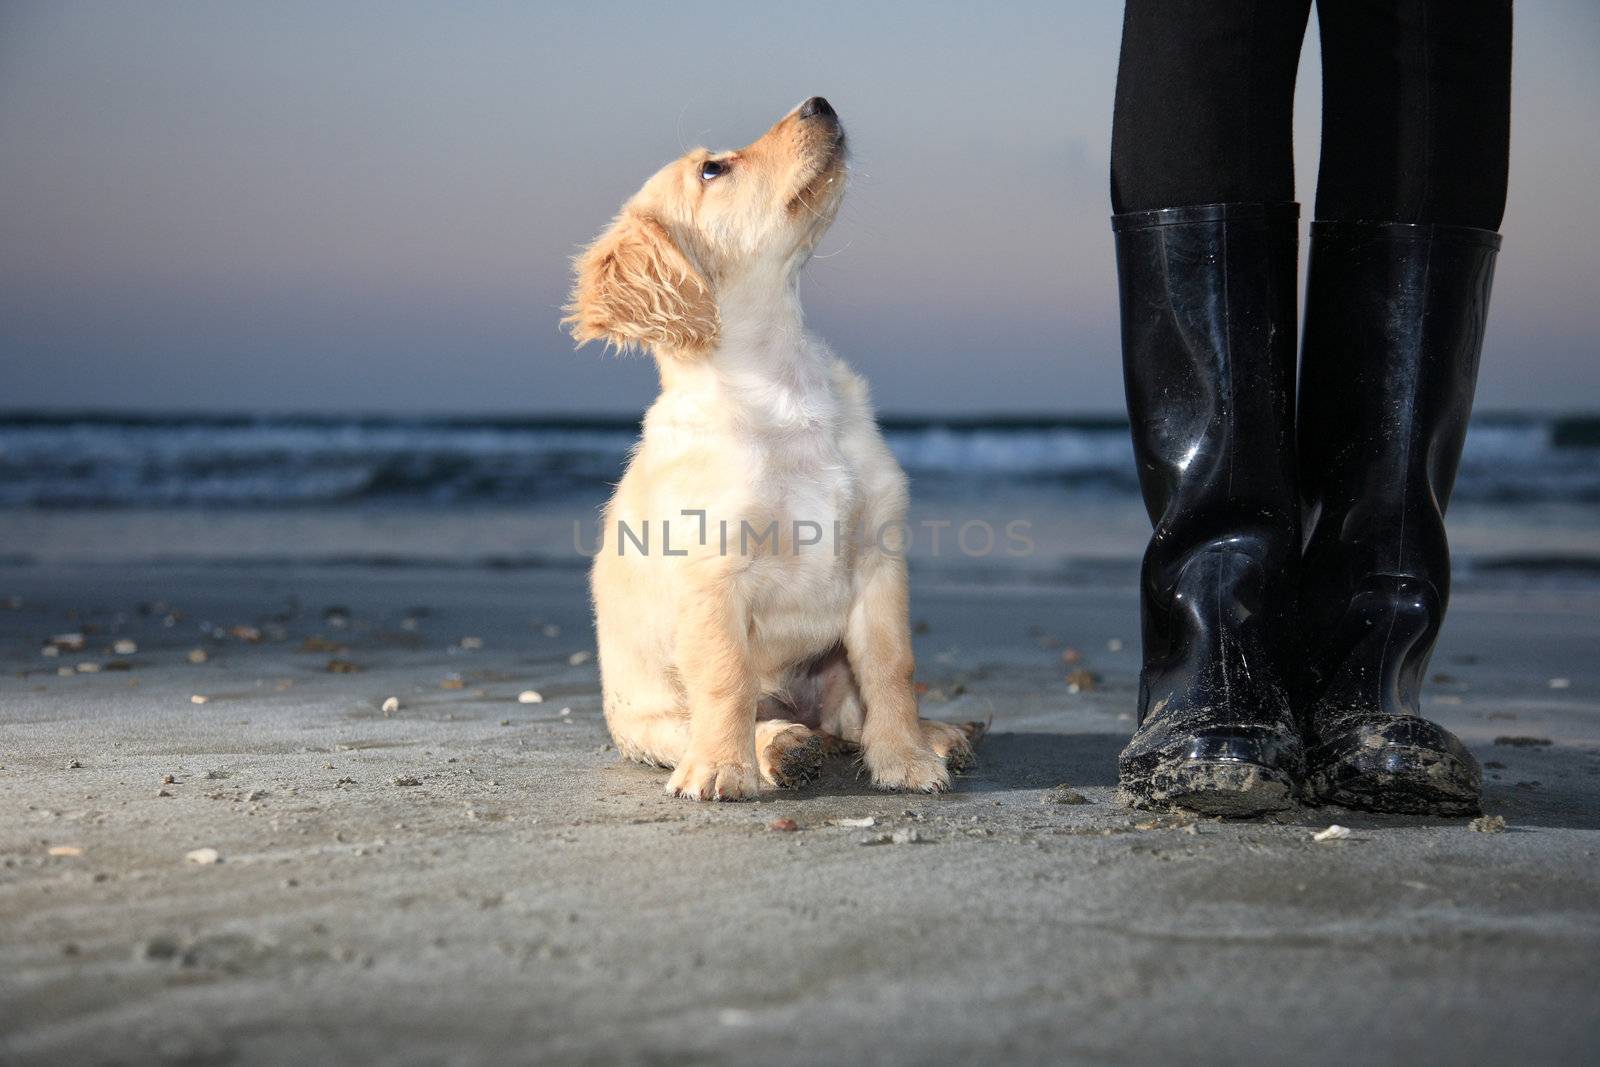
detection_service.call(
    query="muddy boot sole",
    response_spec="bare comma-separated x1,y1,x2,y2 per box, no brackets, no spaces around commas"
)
1309,743,1482,817
1119,757,1299,818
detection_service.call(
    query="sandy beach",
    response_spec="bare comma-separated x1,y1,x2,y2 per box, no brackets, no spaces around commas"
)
3,557,1598,1064
5,0,1599,1058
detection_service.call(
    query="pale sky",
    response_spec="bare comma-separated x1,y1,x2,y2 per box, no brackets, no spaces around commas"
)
2,1,1597,414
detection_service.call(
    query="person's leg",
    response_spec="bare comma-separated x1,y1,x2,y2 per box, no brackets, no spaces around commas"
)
1313,0,1511,227
1109,1,1313,815
1111,0,1312,212
1296,0,1512,815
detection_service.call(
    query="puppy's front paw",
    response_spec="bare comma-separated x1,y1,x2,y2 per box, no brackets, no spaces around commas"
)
666,757,761,801
862,738,952,794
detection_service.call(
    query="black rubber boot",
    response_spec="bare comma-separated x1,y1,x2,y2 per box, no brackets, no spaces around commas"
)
1112,202,1305,816
1298,221,1502,817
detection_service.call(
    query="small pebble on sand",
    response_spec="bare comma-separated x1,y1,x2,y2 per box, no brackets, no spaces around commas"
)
381,697,400,714
392,776,422,787
1065,669,1098,694
301,636,345,653
47,845,84,857
769,818,800,832
76,662,101,673
325,658,362,674
1043,785,1090,805
518,690,544,704
1469,815,1508,833
890,828,923,844
185,848,221,865
187,649,209,664
459,636,484,650
834,817,876,828
440,676,465,690
112,639,138,655
190,694,209,705
142,936,181,960
1313,825,1352,842
568,650,592,666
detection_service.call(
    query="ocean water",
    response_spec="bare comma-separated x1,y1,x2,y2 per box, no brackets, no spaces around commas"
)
2,411,1598,508
1,412,1597,582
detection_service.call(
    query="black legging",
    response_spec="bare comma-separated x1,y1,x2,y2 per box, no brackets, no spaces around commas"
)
1111,0,1512,230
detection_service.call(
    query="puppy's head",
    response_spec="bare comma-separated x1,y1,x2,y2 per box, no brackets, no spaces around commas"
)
565,96,848,357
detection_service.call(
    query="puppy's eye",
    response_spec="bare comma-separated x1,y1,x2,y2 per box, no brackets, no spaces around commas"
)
700,160,728,181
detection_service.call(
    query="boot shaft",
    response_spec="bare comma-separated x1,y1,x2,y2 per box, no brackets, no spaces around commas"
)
1113,202,1302,551
1297,221,1500,811
1298,222,1502,634
1113,203,1302,670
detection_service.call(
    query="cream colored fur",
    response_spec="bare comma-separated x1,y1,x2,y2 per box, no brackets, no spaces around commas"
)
565,100,975,800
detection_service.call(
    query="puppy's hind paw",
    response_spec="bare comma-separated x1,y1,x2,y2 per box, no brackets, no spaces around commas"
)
758,723,825,789
666,758,761,801
922,719,983,771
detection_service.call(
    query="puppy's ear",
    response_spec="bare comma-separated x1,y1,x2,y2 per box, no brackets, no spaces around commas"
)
564,214,718,356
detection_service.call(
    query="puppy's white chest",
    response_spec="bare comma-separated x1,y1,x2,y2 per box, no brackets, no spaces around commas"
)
747,432,859,667
767,429,857,571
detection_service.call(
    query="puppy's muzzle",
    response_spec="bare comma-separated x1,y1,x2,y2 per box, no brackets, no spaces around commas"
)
798,96,837,121
798,95,845,148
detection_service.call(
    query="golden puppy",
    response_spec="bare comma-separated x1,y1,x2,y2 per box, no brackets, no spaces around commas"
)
565,97,977,800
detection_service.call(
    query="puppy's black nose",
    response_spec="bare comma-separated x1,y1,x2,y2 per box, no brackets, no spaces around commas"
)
799,96,836,121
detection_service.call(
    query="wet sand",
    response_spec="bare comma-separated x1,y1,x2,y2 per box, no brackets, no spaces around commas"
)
2,562,1598,1064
